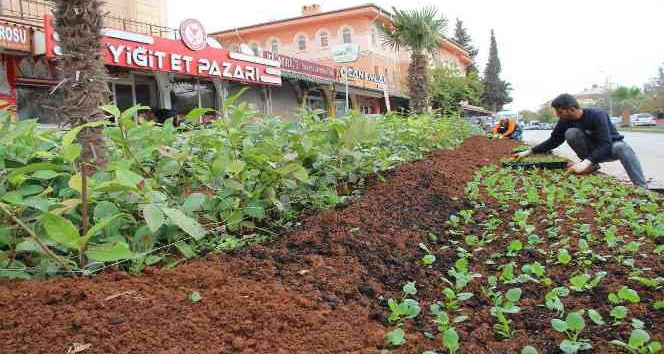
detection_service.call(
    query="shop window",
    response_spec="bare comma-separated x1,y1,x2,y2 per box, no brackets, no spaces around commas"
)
320,32,329,48
171,79,216,116
250,43,260,56
297,35,306,51
17,87,63,124
342,28,352,44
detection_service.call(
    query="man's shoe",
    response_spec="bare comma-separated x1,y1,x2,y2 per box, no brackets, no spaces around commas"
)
589,164,601,173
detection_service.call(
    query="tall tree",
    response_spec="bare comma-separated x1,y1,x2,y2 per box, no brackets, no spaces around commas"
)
430,66,483,116
639,64,664,115
54,0,110,176
453,18,478,59
378,6,448,113
481,30,512,111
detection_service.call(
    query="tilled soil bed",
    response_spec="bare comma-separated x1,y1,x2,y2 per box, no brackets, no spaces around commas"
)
4,136,658,354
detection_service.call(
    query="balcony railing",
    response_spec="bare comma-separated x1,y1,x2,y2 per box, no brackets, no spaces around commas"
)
0,0,178,40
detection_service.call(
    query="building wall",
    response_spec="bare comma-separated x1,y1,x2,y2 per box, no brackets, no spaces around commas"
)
214,6,471,98
102,0,168,26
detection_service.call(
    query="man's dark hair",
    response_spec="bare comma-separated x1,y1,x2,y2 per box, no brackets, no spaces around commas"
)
551,94,580,109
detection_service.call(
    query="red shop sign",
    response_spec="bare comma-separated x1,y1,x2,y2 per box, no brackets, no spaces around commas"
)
43,15,282,86
263,51,336,81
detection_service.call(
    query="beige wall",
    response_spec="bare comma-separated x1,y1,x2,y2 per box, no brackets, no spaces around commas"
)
103,0,168,26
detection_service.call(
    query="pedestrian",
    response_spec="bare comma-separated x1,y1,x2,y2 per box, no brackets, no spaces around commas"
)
493,118,523,140
514,94,647,188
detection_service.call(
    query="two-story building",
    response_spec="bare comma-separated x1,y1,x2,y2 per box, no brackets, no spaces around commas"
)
212,3,473,116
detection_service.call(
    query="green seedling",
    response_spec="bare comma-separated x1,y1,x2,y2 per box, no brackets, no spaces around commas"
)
587,309,606,326
608,286,641,305
459,209,474,224
386,327,406,347
490,288,522,339
551,312,593,353
506,240,523,257
442,328,460,354
629,275,663,289
441,287,473,311
189,291,202,303
610,306,629,325
611,329,662,354
655,301,664,311
419,243,436,266
569,271,607,292
522,347,539,354
387,282,421,324
545,287,570,315
558,249,573,265
430,304,468,333
443,257,480,291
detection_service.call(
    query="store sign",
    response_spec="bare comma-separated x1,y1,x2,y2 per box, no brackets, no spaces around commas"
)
180,19,207,51
0,21,31,53
332,44,360,63
339,67,386,85
262,51,336,81
43,15,281,86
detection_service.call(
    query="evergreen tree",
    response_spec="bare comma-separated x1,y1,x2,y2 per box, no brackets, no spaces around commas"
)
453,18,478,58
481,30,512,111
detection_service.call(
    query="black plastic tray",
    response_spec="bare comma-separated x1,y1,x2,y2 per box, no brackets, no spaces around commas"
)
502,161,568,170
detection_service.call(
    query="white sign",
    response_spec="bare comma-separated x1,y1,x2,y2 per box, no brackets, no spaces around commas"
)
332,44,360,63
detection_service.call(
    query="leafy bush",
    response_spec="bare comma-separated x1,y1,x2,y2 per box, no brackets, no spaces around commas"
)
0,101,479,279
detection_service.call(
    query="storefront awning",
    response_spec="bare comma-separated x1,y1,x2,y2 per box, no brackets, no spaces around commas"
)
334,83,384,99
282,70,334,85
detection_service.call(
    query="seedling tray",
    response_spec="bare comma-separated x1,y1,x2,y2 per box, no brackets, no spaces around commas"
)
502,160,568,170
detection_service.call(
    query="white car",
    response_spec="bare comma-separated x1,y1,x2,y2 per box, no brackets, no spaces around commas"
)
609,117,622,126
631,113,657,126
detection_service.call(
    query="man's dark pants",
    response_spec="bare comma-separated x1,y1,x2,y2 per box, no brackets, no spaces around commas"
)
565,128,647,187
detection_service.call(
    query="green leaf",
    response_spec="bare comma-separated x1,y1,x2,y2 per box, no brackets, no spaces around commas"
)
559,340,581,354
655,301,664,310
244,200,267,219
506,288,522,303
227,160,246,175
521,346,539,354
175,242,197,259
627,329,650,348
68,173,84,194
5,163,68,183
551,318,568,332
121,105,150,122
558,249,572,264
611,306,628,320
570,274,590,291
617,286,640,303
183,193,207,214
31,170,60,180
116,169,144,189
587,309,605,326
566,312,586,332
186,107,215,124
301,135,313,152
403,282,417,296
81,214,125,247
386,328,406,347
94,201,120,222
161,207,206,241
189,291,203,303
41,213,80,250
443,328,459,352
62,121,109,148
101,105,122,119
85,242,133,262
60,143,82,162
2,191,23,204
422,254,436,265
142,204,165,233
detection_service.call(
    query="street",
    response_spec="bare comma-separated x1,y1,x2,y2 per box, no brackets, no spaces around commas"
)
523,130,664,188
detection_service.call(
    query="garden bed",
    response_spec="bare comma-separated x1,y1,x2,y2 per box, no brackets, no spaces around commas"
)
1,137,662,354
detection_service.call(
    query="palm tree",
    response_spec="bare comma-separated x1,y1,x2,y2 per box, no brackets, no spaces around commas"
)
378,7,448,114
54,0,110,175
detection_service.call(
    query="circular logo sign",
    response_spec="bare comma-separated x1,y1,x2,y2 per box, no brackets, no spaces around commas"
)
180,19,207,51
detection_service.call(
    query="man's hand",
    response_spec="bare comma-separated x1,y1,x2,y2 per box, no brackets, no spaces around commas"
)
513,150,532,161
568,159,593,174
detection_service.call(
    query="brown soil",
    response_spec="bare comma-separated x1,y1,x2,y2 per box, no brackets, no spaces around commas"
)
0,136,591,354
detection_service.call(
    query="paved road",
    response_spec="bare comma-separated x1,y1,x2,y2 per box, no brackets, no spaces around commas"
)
523,130,664,188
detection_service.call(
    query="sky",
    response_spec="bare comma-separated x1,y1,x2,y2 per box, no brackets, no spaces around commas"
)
167,0,664,111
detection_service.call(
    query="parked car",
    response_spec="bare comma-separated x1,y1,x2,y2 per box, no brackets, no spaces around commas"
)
630,113,657,126
540,123,555,130
524,121,541,130
609,117,622,126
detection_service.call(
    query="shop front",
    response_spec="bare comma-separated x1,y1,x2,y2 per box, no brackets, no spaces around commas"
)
262,51,337,118
336,66,388,116
40,16,282,120
0,19,36,117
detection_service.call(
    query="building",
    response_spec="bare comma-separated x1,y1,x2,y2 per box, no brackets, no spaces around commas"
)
211,4,473,116
0,0,174,122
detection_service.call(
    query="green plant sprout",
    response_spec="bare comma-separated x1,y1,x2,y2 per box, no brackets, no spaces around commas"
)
569,271,607,292
608,286,641,305
611,329,662,354
489,288,522,339
551,312,593,353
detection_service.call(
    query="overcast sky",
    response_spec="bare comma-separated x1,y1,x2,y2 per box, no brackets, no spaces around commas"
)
167,0,664,111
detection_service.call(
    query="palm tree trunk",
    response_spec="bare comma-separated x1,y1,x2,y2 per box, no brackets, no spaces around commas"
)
54,0,110,176
408,53,430,114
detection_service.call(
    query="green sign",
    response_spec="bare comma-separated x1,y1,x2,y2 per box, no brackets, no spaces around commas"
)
332,44,360,63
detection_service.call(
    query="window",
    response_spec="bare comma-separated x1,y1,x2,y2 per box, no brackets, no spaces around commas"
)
270,40,279,55
250,43,260,56
342,28,352,44
371,27,377,47
320,32,329,48
171,79,217,116
297,35,307,51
